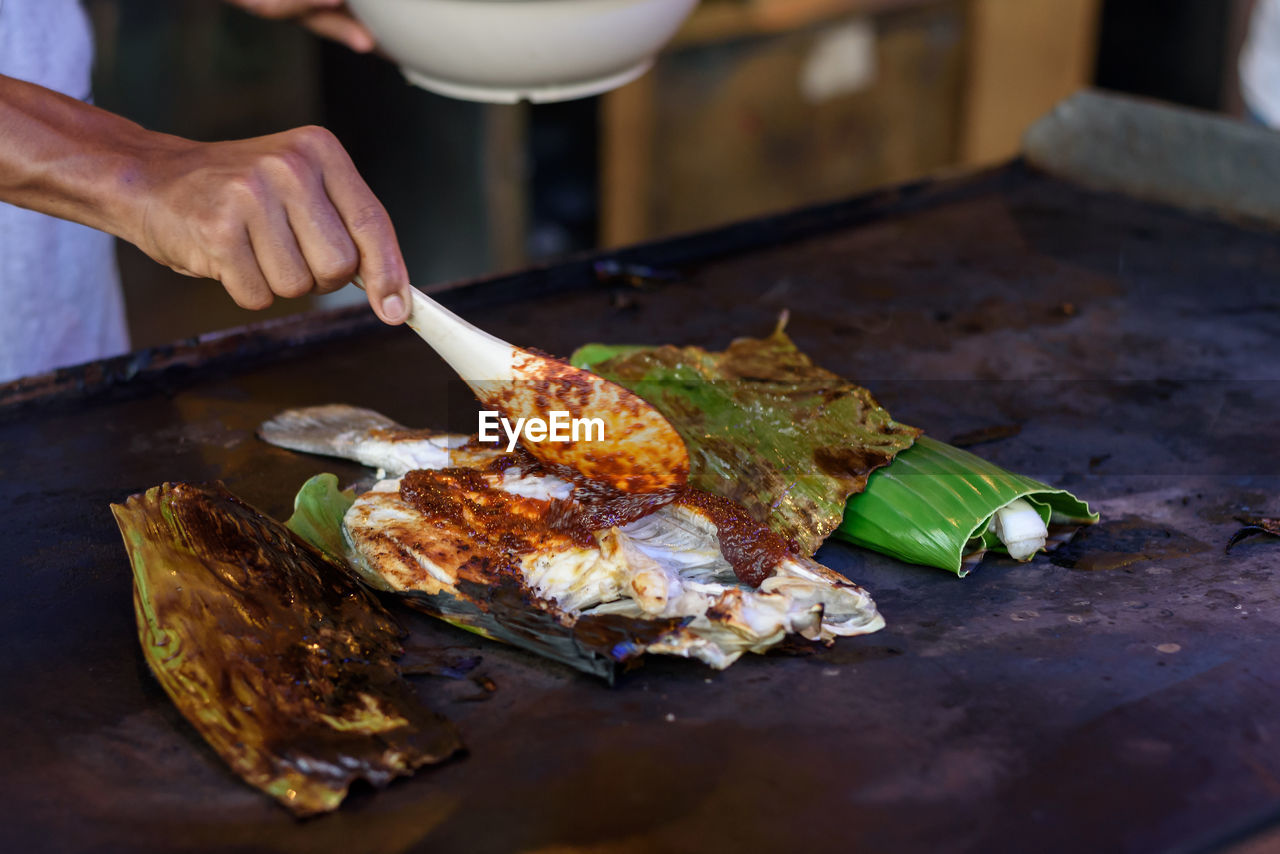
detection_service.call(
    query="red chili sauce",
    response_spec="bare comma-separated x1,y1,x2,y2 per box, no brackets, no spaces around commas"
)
400,454,789,588
400,468,550,558
670,490,790,588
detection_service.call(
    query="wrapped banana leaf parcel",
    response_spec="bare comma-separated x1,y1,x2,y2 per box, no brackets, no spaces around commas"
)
571,324,1097,577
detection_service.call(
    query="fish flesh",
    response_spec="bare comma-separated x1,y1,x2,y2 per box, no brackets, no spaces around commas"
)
260,405,884,674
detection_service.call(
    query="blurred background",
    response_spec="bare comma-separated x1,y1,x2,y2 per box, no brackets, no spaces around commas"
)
83,0,1265,349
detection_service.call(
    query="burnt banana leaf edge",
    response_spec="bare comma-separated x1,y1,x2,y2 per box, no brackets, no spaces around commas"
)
113,481,464,816
572,330,921,556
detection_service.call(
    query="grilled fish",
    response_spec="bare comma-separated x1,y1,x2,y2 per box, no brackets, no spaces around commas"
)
260,405,884,674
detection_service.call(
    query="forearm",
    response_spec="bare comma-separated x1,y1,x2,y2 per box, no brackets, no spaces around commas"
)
0,72,409,323
0,73,182,245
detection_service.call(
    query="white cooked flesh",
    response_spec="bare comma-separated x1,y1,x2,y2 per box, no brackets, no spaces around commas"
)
288,407,884,666
343,481,477,596
499,467,573,501
349,434,468,475
990,497,1049,561
343,466,882,669
619,504,737,583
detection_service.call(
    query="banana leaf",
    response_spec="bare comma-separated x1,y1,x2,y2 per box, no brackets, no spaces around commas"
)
285,471,358,566
571,325,920,555
288,474,691,684
835,436,1098,576
573,331,1097,575
111,482,463,816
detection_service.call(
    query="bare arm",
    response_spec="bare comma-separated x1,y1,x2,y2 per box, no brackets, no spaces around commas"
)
0,73,410,323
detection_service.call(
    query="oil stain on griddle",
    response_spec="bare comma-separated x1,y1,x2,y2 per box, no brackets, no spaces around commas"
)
1050,515,1211,571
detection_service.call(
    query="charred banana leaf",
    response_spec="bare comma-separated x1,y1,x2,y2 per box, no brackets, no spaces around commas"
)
572,325,921,554
111,482,463,816
1226,514,1280,552
574,330,1097,574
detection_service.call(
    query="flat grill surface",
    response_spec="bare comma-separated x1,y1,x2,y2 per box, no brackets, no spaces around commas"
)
3,164,1279,853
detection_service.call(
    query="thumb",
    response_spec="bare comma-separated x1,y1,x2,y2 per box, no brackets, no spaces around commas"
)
352,274,411,325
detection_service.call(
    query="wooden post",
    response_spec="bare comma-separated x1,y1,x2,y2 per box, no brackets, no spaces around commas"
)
483,103,530,271
959,0,1102,165
600,72,656,248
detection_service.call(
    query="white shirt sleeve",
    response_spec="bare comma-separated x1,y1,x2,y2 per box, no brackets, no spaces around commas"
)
0,0,130,382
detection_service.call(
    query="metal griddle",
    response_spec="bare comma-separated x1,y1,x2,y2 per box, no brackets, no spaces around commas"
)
2,94,1279,853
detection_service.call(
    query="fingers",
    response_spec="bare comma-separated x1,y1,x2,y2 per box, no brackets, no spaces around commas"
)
250,202,316,300
227,1,375,52
217,229,275,311
284,199,360,296
228,0,342,21
276,162,360,295
299,11,376,52
132,126,407,323
296,129,410,324
341,194,410,325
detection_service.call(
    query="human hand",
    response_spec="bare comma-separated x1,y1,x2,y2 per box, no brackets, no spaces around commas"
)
225,0,376,53
126,126,409,324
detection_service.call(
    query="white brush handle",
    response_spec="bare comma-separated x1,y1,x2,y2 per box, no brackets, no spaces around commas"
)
355,277,518,384
404,288,519,384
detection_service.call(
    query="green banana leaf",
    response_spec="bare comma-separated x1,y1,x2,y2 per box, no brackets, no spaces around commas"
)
287,474,690,684
571,326,920,555
285,472,357,567
112,482,463,816
835,436,1098,576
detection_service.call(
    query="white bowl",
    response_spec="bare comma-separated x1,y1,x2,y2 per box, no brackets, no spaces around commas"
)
346,0,699,104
